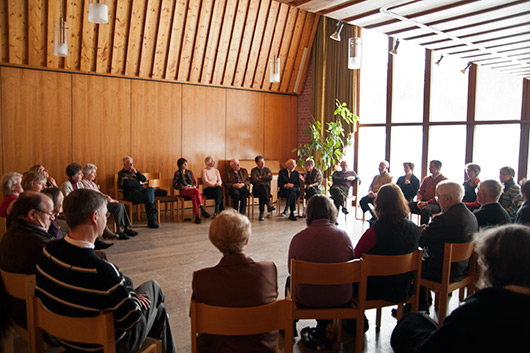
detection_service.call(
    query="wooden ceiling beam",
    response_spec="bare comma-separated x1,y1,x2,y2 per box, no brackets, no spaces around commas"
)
222,0,249,86
233,0,260,87
152,0,175,79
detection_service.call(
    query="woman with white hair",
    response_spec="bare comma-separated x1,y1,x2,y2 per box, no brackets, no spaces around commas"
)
201,156,224,217
192,209,278,352
0,172,23,217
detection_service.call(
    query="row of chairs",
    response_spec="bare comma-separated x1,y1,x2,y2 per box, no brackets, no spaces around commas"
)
191,242,478,353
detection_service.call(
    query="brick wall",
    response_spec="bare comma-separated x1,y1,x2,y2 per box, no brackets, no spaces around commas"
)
297,57,313,146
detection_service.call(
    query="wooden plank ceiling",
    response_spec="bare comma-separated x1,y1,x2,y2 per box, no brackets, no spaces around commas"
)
278,0,530,80
0,0,320,94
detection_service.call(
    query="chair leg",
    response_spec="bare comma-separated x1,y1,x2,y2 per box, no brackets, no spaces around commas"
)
376,308,382,329
437,290,448,325
335,319,342,342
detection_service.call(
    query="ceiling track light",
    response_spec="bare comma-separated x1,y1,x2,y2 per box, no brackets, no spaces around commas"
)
389,38,400,55
461,62,472,74
330,21,344,42
435,55,444,65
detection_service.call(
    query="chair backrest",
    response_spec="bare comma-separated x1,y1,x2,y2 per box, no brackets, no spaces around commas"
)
143,172,161,181
32,297,116,353
114,174,123,200
190,298,293,353
148,178,174,195
442,242,476,285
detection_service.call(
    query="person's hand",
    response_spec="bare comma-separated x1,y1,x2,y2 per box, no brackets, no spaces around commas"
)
137,294,151,311
94,250,108,261
405,179,411,184
418,201,428,209
420,224,427,230
346,176,355,181
48,177,58,187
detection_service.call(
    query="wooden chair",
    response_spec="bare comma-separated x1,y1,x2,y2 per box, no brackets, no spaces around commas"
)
223,185,251,218
190,298,293,353
276,186,303,217
31,297,162,353
149,178,179,219
420,242,477,324
196,177,218,212
0,217,7,241
0,270,36,353
289,259,365,353
361,249,423,329
114,174,161,223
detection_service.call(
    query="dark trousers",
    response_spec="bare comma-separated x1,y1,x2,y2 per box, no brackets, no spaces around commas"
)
330,185,349,210
360,195,375,216
304,186,320,201
408,202,441,225
125,187,157,222
279,188,300,212
117,280,177,353
229,187,249,214
108,201,131,228
202,186,224,213
253,183,271,212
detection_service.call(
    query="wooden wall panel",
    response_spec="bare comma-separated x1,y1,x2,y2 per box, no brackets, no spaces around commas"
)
189,0,214,83
1,67,71,180
110,0,131,75
96,0,117,73
200,0,225,84
71,75,131,195
165,0,187,80
211,0,237,85
131,80,181,179
125,0,147,76
65,0,83,71
0,0,8,62
264,93,297,162
226,89,264,159
181,85,226,176
138,0,161,77
80,0,97,72
151,0,174,79
27,0,46,67
8,0,27,65
232,0,259,87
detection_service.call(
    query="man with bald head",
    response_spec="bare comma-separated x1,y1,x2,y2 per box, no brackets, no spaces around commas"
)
278,159,300,221
473,180,511,228
223,159,250,215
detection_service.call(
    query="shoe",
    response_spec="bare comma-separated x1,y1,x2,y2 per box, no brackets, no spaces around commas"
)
147,221,159,229
102,228,118,240
124,228,138,237
94,238,114,250
342,207,349,215
300,327,332,351
259,212,265,221
200,207,211,219
289,213,297,221
282,209,289,216
117,231,130,240
267,205,276,213
195,215,202,224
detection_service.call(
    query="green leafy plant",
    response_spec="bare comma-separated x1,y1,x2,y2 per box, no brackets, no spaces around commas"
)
292,99,358,174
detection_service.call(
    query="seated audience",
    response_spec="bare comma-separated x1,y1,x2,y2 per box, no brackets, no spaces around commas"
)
418,181,478,312
192,209,278,352
118,156,159,228
60,163,84,196
515,178,530,226
354,183,421,302
28,164,58,188
173,157,210,224
300,159,322,201
41,187,65,239
278,159,300,221
329,160,359,214
462,163,481,211
82,163,137,239
223,159,250,215
201,156,224,217
359,161,392,220
391,225,530,353
0,172,23,218
250,155,275,221
288,195,354,347
21,171,47,192
499,166,522,221
35,189,176,353
396,162,420,202
409,160,447,225
473,180,511,228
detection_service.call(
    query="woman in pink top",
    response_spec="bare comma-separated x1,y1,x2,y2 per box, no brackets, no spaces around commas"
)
0,172,23,217
201,156,224,217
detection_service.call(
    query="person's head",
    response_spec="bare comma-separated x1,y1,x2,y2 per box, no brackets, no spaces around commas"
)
123,156,134,170
476,180,503,205
304,159,315,172
204,156,215,168
21,171,47,192
403,162,414,174
379,161,389,174
29,165,50,178
429,160,442,175
11,191,54,230
305,195,337,225
177,158,188,170
63,189,108,235
255,155,265,168
474,225,530,289
230,159,240,172
520,179,530,201
83,163,98,181
2,172,23,196
41,187,64,215
436,181,464,211
209,209,251,256
374,183,410,223
340,161,348,172
499,166,515,183
65,163,83,183
465,163,481,180
286,159,296,170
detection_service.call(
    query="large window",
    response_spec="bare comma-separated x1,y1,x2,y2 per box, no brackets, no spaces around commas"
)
390,126,423,179
428,126,467,182
430,55,468,122
357,126,386,197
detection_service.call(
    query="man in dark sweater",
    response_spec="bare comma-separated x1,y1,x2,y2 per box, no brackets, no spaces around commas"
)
35,189,176,353
473,180,511,228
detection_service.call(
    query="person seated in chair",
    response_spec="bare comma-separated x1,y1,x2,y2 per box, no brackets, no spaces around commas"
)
408,160,447,225
201,156,224,218
192,209,278,352
173,157,210,224
499,166,522,221
0,172,23,218
396,162,420,203
300,159,322,201
223,159,250,215
330,161,359,214
21,171,47,192
359,161,392,221
515,178,530,226
278,159,300,221
118,156,159,229
35,189,177,353
250,155,275,221
473,180,511,228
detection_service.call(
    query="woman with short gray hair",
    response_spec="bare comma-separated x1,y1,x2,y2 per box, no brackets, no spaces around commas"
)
0,172,23,217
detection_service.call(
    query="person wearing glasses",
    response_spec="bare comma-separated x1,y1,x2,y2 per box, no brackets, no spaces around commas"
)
499,166,522,221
